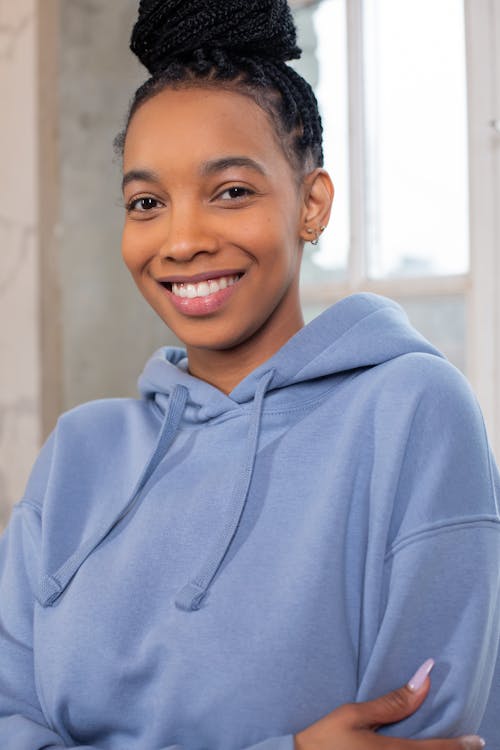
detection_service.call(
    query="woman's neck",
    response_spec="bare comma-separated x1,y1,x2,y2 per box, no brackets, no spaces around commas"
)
186,311,304,395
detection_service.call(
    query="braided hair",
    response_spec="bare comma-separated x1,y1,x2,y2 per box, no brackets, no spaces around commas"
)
114,0,324,174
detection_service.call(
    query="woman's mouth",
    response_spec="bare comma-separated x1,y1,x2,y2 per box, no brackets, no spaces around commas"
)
158,273,244,316
169,274,241,299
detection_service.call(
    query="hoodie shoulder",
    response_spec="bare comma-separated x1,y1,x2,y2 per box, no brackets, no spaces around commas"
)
21,396,160,530
18,396,163,599
380,352,500,539
23,397,158,505
58,396,159,432
380,350,483,427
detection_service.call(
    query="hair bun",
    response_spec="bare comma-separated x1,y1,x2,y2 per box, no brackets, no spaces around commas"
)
130,0,301,75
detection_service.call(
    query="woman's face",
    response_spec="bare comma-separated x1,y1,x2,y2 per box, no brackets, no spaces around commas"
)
121,86,310,359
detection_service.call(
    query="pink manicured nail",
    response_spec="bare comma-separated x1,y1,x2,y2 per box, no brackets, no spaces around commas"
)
407,658,435,692
459,736,486,750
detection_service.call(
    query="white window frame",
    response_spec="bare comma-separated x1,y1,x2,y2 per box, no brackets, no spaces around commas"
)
465,0,500,456
295,0,500,457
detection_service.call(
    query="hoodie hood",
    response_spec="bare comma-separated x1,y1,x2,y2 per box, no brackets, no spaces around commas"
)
38,294,443,610
138,293,442,420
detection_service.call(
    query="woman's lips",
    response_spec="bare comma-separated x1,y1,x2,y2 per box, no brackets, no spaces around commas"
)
158,273,243,316
160,269,243,285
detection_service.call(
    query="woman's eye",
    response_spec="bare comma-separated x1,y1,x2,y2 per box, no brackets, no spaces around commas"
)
126,197,161,212
218,186,253,201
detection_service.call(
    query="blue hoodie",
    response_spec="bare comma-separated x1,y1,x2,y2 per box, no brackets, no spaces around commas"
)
1,293,499,750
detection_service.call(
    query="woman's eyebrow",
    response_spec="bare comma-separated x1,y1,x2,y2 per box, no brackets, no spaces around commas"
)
199,156,268,177
121,158,267,193
121,168,162,193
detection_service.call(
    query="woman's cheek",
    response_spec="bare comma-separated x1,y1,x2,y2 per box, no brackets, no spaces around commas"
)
122,227,154,273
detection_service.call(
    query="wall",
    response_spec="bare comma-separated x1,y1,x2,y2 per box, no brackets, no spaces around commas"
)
0,0,41,525
59,0,179,413
0,0,181,520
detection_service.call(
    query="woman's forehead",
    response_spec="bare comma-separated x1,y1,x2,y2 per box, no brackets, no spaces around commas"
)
123,86,287,171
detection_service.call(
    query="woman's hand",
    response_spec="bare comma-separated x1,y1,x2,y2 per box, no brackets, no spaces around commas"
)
294,660,485,750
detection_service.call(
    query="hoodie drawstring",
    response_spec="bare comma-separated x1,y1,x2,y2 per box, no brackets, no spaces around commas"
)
175,369,275,611
39,385,189,607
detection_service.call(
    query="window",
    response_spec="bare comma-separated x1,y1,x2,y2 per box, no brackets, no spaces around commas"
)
291,0,500,455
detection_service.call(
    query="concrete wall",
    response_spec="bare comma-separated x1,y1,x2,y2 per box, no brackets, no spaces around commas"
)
0,0,181,520
58,0,179,413
0,0,41,526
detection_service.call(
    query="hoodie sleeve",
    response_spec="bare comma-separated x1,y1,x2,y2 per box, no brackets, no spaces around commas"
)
0,501,296,750
0,502,75,748
355,360,500,742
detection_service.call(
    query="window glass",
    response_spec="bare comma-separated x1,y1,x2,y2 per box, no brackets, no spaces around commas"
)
394,294,467,372
363,0,469,278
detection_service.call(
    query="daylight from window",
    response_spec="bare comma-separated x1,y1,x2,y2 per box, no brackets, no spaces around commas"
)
300,0,469,280
363,0,469,278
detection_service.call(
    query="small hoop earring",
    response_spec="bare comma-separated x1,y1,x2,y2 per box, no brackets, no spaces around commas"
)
305,228,318,244
305,226,324,245
312,226,327,245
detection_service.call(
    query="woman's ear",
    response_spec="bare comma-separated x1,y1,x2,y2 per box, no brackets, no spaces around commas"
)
299,168,335,243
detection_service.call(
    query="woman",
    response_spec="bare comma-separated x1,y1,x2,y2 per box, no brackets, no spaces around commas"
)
0,1,498,748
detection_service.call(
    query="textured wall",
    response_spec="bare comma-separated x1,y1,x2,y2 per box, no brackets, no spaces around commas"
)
0,0,184,520
58,0,179,413
0,0,41,525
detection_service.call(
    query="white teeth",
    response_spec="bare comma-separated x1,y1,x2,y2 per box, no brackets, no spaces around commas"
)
170,275,240,299
197,282,210,297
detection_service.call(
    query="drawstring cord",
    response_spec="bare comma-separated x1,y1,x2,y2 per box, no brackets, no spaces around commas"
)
39,368,273,611
39,385,189,607
175,369,275,611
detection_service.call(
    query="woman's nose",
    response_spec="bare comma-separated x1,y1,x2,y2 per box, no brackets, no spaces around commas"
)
159,206,218,263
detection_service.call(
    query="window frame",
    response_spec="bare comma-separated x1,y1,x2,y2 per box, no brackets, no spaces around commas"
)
294,0,500,457
464,0,500,456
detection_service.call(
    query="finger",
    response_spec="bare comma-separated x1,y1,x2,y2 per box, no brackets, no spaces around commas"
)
350,659,435,729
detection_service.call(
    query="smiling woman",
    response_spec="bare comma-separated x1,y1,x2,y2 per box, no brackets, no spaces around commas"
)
0,1,499,750
119,86,332,391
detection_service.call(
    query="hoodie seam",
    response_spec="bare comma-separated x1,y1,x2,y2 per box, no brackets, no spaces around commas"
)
153,392,338,428
239,388,339,418
147,377,354,427
17,498,43,516
261,373,362,416
385,516,500,560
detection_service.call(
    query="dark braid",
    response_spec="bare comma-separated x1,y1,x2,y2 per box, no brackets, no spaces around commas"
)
114,0,324,173
131,0,301,72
